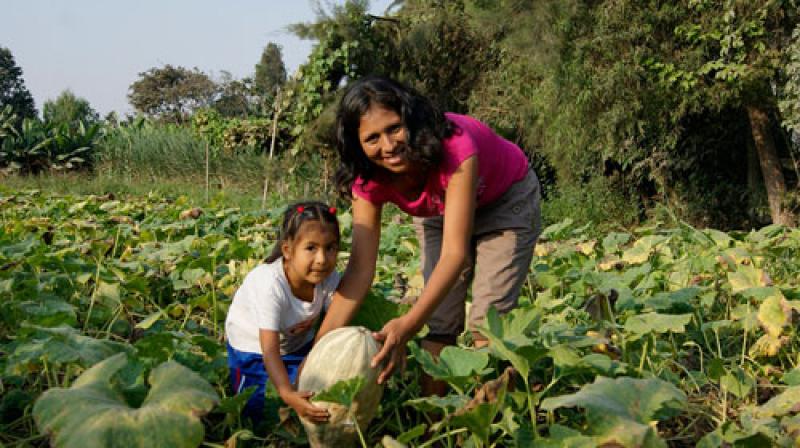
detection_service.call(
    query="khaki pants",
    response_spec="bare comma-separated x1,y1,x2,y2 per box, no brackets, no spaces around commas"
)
412,169,542,341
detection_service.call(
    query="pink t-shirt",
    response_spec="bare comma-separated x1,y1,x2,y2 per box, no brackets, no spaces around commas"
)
352,113,529,217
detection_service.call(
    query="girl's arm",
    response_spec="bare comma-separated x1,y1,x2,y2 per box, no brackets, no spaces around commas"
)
371,156,478,383
260,329,329,422
315,196,383,341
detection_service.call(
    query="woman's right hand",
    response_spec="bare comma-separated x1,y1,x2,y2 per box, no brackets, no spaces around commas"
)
371,315,416,384
281,390,330,423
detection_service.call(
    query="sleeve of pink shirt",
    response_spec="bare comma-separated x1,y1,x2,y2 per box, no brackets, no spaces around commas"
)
440,115,479,177
352,178,388,205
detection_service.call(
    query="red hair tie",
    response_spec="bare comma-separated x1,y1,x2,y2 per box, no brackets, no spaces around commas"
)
329,207,337,214
296,206,305,213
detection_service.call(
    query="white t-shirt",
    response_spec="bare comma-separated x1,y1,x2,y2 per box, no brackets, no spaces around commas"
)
225,258,341,355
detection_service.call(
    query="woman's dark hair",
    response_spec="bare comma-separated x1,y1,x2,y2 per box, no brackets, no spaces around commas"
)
265,201,340,263
334,76,455,198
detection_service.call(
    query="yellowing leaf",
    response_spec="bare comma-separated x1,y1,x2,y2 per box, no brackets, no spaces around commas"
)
597,255,622,271
757,293,790,337
622,245,649,264
534,242,557,257
576,240,596,256
728,264,766,294
750,334,787,357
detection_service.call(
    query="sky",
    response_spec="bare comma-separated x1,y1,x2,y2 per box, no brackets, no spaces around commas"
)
1,0,395,117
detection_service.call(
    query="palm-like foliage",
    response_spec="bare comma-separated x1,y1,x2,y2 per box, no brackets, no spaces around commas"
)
0,105,101,174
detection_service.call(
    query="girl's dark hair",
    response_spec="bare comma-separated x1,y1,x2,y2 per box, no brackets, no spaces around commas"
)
334,76,455,198
265,201,340,263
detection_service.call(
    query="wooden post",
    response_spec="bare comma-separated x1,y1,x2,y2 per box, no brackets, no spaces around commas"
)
205,141,210,204
269,87,283,159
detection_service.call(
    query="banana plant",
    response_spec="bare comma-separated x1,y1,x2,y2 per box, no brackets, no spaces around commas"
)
0,118,53,174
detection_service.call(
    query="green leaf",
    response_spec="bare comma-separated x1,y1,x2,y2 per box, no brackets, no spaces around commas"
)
311,376,365,407
623,313,692,339
33,353,219,448
396,423,427,444
96,281,121,304
480,305,541,348
541,377,686,447
537,424,597,447
753,386,800,419
703,229,733,247
719,368,754,400
405,395,469,413
782,368,800,386
478,307,546,380
16,297,77,327
6,326,129,375
640,287,700,312
450,402,497,442
540,218,573,241
408,342,490,391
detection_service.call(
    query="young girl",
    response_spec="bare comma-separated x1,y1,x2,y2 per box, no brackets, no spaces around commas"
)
225,201,340,422
316,76,542,394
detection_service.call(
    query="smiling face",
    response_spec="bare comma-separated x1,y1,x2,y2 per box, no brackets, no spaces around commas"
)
357,105,410,175
281,220,339,297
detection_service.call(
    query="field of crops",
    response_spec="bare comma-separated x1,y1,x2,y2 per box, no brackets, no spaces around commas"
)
2,189,800,447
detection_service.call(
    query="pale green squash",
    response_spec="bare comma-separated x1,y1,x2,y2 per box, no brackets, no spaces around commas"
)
298,326,383,447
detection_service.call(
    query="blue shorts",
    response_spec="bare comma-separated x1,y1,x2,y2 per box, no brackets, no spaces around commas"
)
226,341,312,421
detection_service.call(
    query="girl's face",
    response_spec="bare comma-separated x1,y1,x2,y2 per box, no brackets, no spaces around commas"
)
282,220,339,290
357,104,410,174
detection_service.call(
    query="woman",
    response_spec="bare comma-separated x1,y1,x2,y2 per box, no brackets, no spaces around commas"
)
317,76,541,393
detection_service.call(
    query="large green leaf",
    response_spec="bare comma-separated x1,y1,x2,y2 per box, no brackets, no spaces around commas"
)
478,307,547,380
753,386,800,419
408,342,490,392
482,305,542,347
6,325,129,375
623,313,692,340
33,353,219,448
541,376,686,447
639,287,700,312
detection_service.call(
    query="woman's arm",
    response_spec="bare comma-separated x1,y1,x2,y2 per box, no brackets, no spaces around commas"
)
372,156,478,383
315,196,383,341
260,330,329,422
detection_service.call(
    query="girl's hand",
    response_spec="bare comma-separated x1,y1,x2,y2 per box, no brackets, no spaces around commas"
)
282,390,330,423
371,316,415,384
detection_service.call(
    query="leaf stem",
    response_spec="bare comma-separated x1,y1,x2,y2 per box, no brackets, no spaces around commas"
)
418,428,468,448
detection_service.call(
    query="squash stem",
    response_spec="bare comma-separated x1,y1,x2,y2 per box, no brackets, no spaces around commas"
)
352,410,368,448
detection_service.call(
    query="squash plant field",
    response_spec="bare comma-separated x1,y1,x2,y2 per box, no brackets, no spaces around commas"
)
2,190,800,447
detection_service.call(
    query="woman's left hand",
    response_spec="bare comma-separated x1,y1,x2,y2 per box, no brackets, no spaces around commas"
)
371,316,416,384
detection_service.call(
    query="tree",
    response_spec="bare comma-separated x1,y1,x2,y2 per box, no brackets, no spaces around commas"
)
254,43,287,98
43,90,99,129
672,0,798,226
213,71,257,117
0,47,36,121
128,65,217,122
